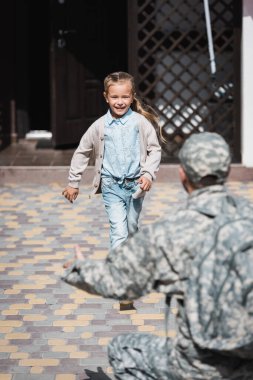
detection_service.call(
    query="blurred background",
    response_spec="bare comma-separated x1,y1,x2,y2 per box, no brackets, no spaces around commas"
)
1,0,252,167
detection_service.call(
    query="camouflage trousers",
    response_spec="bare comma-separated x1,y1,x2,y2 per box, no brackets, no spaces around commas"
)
108,332,253,380
108,333,179,380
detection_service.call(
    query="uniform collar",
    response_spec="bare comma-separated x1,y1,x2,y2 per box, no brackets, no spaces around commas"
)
187,184,229,217
106,108,133,125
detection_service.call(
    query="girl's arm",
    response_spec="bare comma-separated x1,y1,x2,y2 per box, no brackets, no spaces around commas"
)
140,118,161,181
68,125,96,189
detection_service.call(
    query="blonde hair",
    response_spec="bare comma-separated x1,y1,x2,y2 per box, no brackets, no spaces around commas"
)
104,72,164,141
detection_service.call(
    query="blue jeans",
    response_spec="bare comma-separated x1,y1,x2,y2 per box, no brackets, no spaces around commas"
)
101,177,144,249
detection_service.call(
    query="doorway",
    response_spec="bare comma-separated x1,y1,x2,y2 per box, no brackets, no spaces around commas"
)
16,0,50,137
16,0,128,146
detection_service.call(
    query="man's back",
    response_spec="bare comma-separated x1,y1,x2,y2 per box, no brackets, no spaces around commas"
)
150,184,253,379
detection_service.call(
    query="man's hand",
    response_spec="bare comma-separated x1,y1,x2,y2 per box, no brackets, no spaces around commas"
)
138,176,152,191
63,244,85,269
62,186,79,203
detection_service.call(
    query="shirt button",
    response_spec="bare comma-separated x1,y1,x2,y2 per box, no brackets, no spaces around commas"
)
100,155,102,158
98,170,100,174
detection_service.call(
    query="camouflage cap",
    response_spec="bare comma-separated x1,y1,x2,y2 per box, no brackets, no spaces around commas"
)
178,132,231,184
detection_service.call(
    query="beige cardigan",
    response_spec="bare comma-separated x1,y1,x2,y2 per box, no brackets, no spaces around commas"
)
68,112,161,194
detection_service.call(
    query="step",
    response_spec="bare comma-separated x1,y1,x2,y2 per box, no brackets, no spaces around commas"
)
1,164,253,186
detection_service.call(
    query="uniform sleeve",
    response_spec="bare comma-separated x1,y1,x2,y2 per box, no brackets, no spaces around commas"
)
62,226,169,300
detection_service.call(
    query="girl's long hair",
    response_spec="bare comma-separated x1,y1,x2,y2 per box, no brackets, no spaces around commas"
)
104,72,165,141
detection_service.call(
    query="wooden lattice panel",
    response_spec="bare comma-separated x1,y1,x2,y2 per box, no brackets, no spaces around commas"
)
132,0,241,162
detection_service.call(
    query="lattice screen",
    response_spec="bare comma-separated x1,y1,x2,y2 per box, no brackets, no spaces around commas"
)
132,0,241,162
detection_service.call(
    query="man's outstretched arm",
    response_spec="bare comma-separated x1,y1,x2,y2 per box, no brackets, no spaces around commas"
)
62,228,160,301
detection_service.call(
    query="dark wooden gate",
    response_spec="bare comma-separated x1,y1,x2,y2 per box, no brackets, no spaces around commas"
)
128,0,241,162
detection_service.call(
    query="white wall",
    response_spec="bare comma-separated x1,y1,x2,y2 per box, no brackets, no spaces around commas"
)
242,0,253,166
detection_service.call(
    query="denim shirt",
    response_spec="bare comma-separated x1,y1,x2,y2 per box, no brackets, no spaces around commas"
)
101,108,141,182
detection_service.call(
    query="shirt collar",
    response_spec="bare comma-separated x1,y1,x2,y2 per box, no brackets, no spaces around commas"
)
106,108,133,125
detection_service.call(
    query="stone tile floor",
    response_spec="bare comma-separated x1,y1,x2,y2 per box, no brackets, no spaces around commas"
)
1,179,253,379
0,182,183,380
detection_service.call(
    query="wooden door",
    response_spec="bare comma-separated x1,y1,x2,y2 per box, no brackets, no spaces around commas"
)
50,0,127,148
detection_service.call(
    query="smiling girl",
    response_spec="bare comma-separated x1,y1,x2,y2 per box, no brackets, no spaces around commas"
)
62,72,161,310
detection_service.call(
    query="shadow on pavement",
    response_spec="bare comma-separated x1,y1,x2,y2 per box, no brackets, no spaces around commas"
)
83,366,112,379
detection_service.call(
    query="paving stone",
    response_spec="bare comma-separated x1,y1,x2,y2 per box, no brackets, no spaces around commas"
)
13,375,55,380
0,374,12,380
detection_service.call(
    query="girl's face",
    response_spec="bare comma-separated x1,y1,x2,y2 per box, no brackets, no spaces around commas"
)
104,80,134,119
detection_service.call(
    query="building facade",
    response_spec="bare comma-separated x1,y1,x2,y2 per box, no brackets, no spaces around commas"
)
0,0,252,166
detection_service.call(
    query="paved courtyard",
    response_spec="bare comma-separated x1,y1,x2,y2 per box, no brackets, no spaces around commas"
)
1,180,253,379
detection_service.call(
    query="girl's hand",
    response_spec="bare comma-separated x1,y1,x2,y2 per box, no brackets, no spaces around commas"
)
138,176,152,191
63,245,85,269
62,186,79,203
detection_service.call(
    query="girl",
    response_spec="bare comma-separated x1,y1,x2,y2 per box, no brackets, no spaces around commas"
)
62,71,161,309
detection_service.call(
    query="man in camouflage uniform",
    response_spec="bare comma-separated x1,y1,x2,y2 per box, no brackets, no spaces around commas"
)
62,132,253,379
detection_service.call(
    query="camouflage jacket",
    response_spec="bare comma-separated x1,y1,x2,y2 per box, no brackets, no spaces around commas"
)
62,185,253,379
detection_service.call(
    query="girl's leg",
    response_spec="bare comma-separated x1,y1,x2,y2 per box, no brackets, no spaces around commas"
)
102,179,143,310
102,179,128,249
127,196,144,237
123,181,144,237
102,178,144,248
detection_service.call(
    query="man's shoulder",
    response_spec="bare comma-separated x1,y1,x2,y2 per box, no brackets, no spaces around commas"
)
233,193,253,214
221,192,253,220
